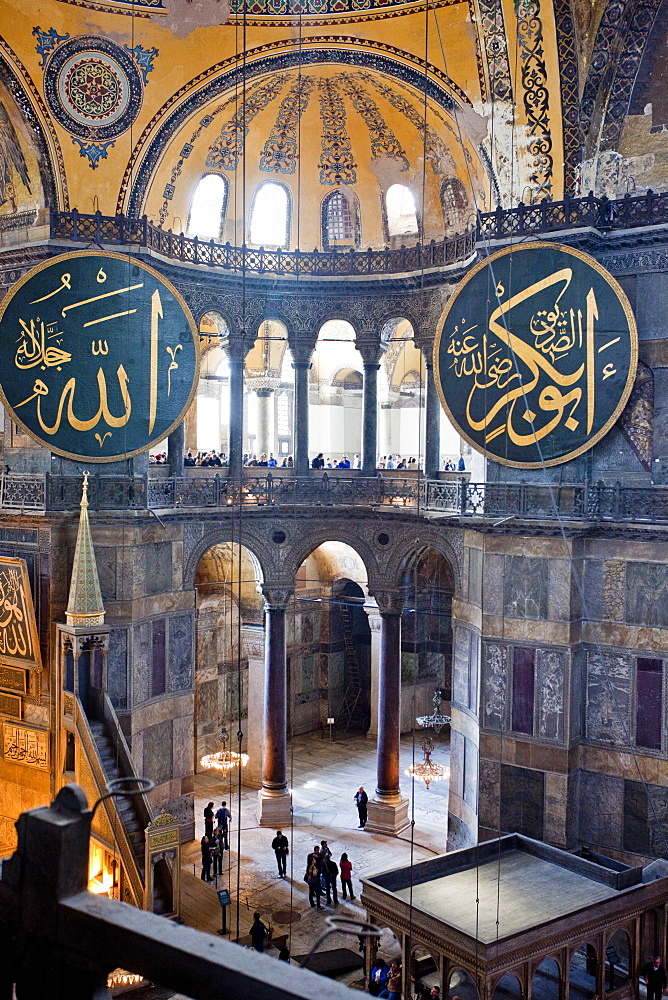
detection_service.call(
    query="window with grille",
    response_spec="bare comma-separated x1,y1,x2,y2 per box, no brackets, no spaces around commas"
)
325,191,354,243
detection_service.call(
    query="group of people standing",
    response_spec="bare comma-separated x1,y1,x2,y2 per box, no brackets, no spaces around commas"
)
200,800,232,882
304,839,355,908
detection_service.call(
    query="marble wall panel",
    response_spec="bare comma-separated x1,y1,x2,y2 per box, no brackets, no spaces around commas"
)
172,714,193,780
463,736,478,808
503,556,548,620
603,561,626,620
544,772,568,847
580,560,604,622
449,728,464,799
482,554,504,617
570,648,586,741
145,541,173,597
132,621,151,706
548,559,571,622
142,719,173,786
479,757,500,832
537,648,566,741
107,627,128,710
626,562,668,627
482,641,507,731
500,764,544,840
196,678,218,728
468,546,483,607
586,651,632,745
453,626,471,708
96,546,117,601
168,613,193,692
578,770,624,850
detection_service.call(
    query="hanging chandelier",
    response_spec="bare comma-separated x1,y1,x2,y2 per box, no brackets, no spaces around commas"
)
415,689,451,733
200,726,248,772
405,737,449,790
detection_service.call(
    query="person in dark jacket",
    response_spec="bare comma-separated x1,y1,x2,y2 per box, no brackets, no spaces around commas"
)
642,957,667,1000
322,855,338,905
200,835,212,881
354,786,368,828
312,453,325,469
249,912,268,952
272,829,289,877
203,801,214,839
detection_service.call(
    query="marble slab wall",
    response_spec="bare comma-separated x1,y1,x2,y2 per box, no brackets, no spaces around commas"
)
585,651,632,746
500,763,545,839
503,556,548,619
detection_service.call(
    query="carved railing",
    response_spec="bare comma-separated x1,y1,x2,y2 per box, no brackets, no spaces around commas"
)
2,472,668,523
44,192,668,281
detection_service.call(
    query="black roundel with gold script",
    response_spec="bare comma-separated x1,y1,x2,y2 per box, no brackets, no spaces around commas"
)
433,242,638,469
0,251,199,463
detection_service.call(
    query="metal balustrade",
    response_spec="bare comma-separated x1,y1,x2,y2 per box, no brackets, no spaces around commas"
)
2,472,668,523
44,192,668,281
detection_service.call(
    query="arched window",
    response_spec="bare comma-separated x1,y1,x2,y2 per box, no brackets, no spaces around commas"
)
249,181,290,247
186,174,228,240
322,190,357,249
386,183,418,237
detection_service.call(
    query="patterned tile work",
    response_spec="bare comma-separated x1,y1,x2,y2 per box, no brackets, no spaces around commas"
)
476,0,512,101
317,77,356,184
335,73,409,168
579,0,631,152
517,0,553,200
359,72,454,174
259,75,316,174
552,0,580,193
206,74,292,172
600,0,663,149
618,360,654,471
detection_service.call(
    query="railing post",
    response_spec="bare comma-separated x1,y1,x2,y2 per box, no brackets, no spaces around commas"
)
322,471,329,504
95,210,102,244
518,200,525,234
72,207,80,240
142,214,148,245
459,476,468,516
267,471,273,504
613,480,621,520
495,203,504,239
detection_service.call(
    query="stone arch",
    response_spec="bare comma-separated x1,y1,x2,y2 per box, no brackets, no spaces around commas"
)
604,927,631,992
386,532,462,598
530,956,561,1000
569,941,599,1000
183,527,273,591
492,972,523,1000
448,969,479,1000
289,526,380,593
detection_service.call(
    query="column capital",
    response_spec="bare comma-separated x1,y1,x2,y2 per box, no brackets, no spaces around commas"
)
357,338,384,366
371,589,405,616
288,335,317,365
262,585,293,611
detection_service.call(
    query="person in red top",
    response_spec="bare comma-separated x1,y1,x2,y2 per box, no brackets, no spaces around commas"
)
339,852,354,899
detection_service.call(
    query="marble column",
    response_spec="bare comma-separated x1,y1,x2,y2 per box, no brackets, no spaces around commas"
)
365,603,381,738
358,340,382,475
255,388,274,458
257,587,292,826
227,353,244,478
167,421,184,477
240,623,265,788
366,591,409,835
424,353,441,479
290,341,314,476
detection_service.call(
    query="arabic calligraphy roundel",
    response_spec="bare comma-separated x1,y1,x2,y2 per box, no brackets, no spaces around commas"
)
433,242,638,469
0,251,199,463
44,36,142,140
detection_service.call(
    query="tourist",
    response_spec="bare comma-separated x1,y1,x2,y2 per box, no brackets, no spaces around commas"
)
249,912,268,952
312,453,325,469
272,829,289,877
457,453,465,471
286,455,294,467
200,835,212,881
258,453,268,467
278,946,291,962
355,786,368,828
203,801,214,839
215,800,232,849
306,844,321,869
369,959,389,996
378,961,402,999
268,453,277,467
386,455,396,469
642,956,667,1000
407,457,417,470
212,830,224,876
353,454,361,469
340,852,354,899
322,854,338,905
306,855,322,908
184,451,195,467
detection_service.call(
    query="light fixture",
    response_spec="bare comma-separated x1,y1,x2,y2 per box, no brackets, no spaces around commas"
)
416,689,451,733
107,970,144,989
200,725,248,772
405,737,449,790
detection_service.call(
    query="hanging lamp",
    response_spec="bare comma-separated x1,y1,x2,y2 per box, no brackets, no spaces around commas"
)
200,725,248,772
405,736,449,790
415,688,451,733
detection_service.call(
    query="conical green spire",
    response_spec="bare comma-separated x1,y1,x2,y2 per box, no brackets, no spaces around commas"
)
66,472,105,628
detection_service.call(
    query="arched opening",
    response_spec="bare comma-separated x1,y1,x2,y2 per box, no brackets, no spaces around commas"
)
605,929,631,992
569,943,599,1000
249,181,290,247
178,312,231,464
244,320,292,465
531,957,561,1000
194,541,264,770
386,183,418,239
186,173,228,240
440,177,471,234
410,944,440,996
449,969,479,1000
310,320,362,467
322,189,359,250
492,974,522,1000
379,317,423,468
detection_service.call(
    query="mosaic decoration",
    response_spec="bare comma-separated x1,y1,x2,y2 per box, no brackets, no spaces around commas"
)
360,72,453,174
553,0,580,193
3,722,48,770
125,44,470,217
618,359,653,471
335,74,409,169
476,0,512,101
0,251,199,462
433,243,638,469
579,0,630,154
317,78,356,184
37,32,157,169
0,102,32,213
517,0,553,200
0,558,40,670
55,0,165,16
227,0,457,19
207,75,291,171
259,76,316,174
